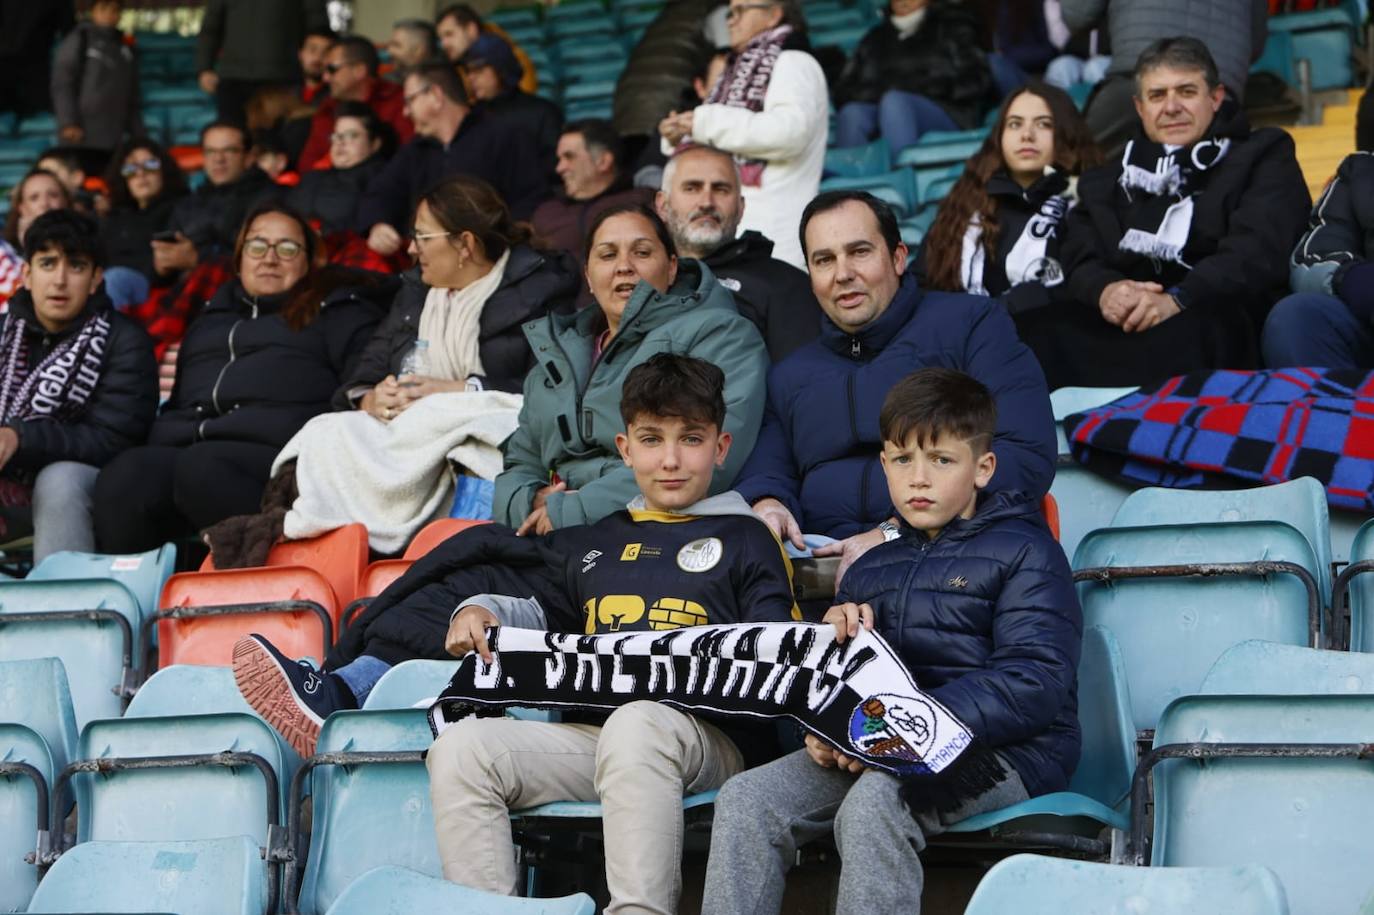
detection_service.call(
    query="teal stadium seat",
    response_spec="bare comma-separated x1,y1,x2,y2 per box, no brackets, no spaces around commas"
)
894,132,986,171
1074,520,1323,735
818,169,917,216
0,136,52,164
488,7,542,29
618,6,660,29
1143,693,1374,914
1333,518,1374,651
0,658,79,911
563,60,627,85
26,835,269,915
813,24,867,52
1048,386,1138,559
1110,477,1333,607
549,17,616,41
362,659,459,710
943,626,1136,849
1205,640,1374,702
16,113,57,138
0,578,143,727
965,854,1290,914
324,865,596,915
144,85,208,106
562,79,619,104
914,162,962,206
29,544,177,629
823,138,890,177
558,36,628,64
1252,10,1355,91
292,709,440,915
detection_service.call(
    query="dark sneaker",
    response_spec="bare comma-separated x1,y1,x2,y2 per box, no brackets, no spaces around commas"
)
232,634,350,757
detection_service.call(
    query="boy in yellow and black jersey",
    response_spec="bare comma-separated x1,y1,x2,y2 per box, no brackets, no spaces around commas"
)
426,353,801,914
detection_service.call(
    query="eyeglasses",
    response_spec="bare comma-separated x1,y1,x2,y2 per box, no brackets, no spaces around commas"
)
330,129,366,144
403,83,433,106
410,229,453,243
120,158,162,177
324,61,354,74
243,237,304,260
725,2,775,19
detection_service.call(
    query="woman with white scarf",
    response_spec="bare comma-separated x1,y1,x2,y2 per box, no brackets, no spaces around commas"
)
658,0,827,269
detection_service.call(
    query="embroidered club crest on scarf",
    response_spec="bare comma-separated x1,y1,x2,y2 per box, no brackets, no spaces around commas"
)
431,622,1009,813
1116,136,1230,269
701,24,793,188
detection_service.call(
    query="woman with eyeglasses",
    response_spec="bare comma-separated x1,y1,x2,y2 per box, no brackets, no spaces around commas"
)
286,101,396,237
93,202,391,555
101,139,190,289
336,174,577,417
657,0,827,270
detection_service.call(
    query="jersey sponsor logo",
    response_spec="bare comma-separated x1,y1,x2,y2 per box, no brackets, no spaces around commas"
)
621,543,642,561
581,549,602,572
677,537,723,573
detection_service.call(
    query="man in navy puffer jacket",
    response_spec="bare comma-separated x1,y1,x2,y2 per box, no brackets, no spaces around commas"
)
703,368,1080,915
734,190,1056,581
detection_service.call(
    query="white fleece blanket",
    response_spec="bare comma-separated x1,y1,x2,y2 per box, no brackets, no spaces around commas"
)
272,390,523,553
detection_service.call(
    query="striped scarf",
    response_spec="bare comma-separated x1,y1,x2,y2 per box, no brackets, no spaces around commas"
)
703,24,793,188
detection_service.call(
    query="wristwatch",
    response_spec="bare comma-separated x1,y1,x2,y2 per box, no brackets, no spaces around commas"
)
878,520,901,542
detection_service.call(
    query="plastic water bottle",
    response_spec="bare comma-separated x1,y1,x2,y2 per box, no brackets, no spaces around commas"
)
398,339,431,387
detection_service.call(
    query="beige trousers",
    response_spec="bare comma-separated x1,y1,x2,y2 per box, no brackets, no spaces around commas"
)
426,700,744,915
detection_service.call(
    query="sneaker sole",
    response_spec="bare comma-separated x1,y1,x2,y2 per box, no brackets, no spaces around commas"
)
233,637,323,758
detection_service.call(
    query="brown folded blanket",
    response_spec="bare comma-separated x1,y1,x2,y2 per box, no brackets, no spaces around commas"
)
201,461,299,569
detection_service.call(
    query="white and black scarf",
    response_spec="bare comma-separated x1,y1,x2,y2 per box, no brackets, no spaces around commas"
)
703,23,792,188
431,622,1009,814
0,309,111,426
1116,134,1231,269
960,171,1073,295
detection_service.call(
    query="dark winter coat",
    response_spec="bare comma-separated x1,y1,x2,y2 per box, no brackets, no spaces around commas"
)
838,490,1082,798
832,0,992,130
167,168,284,262
704,230,824,363
913,169,1074,315
103,194,183,281
332,245,578,407
1061,104,1311,328
286,156,387,236
733,272,1057,538
356,110,551,232
1288,151,1374,301
151,275,387,450
2,289,157,471
195,0,328,83
50,21,143,151
480,90,563,178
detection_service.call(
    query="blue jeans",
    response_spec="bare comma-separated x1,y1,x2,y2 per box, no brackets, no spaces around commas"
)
1262,292,1374,369
101,266,150,310
835,91,959,151
333,654,392,705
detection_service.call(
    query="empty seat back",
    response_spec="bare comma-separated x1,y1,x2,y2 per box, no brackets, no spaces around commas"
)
159,566,338,668
1201,640,1374,694
1112,477,1332,600
1152,693,1374,914
362,660,459,710
29,543,177,623
0,579,141,727
0,723,52,912
323,864,596,914
297,709,439,915
74,711,289,846
1075,520,1320,733
26,835,268,915
1342,518,1374,651
965,854,1289,914
402,518,488,560
0,656,78,775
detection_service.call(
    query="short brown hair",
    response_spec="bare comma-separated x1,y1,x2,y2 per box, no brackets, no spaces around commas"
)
879,368,996,456
619,353,726,429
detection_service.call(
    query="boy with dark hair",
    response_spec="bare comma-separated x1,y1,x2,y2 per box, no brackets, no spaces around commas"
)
235,356,800,915
701,366,1081,915
4,209,157,560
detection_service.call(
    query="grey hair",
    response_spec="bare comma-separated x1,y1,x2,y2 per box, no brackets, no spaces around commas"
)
661,145,741,192
1133,36,1221,95
393,18,439,49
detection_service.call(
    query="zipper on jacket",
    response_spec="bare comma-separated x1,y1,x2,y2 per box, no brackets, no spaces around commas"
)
208,298,256,417
845,373,859,445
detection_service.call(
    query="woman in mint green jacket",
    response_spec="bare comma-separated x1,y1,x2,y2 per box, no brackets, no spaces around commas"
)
494,203,769,533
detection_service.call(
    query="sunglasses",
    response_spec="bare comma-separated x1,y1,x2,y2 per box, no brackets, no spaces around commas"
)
243,238,304,260
120,158,162,177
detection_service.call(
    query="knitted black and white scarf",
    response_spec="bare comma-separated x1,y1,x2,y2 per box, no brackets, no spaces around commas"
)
0,310,112,426
430,622,1009,814
1116,134,1230,268
703,23,792,188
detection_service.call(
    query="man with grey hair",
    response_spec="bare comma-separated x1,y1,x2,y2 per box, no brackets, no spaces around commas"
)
1017,36,1309,388
388,18,440,72
657,144,820,361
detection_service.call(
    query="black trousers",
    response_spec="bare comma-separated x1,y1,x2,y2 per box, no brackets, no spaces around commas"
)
94,441,279,554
